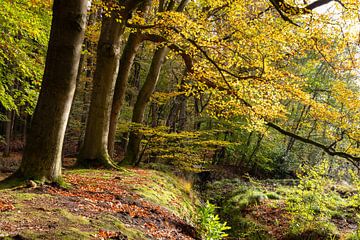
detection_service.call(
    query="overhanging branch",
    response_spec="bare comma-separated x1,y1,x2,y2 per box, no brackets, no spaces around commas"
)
267,122,360,168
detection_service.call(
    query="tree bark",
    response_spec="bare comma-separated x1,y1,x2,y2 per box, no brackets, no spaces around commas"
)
13,0,87,182
78,1,144,167
120,61,142,152
107,32,145,157
76,9,98,152
124,47,170,165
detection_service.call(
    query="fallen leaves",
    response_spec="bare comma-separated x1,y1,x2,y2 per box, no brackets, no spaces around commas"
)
43,170,199,239
0,199,15,212
97,229,128,240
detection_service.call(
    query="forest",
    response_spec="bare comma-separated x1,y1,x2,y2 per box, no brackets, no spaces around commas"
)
0,0,360,239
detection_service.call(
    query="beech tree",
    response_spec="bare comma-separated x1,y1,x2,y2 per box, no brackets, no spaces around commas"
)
123,0,190,165
6,0,88,182
77,0,145,167
116,0,360,167
108,0,152,157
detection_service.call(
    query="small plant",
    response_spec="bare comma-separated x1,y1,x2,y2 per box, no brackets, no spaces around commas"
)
285,160,341,239
198,201,231,240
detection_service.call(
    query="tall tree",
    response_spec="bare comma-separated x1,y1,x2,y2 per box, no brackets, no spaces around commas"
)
108,0,152,157
123,0,190,165
124,47,170,165
7,0,88,182
78,0,145,167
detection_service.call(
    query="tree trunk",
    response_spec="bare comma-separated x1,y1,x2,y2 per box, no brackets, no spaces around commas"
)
12,0,87,182
78,1,144,167
107,32,144,157
166,98,181,132
178,95,187,131
149,102,158,128
120,61,142,152
3,111,14,157
108,0,152,157
124,47,170,165
22,113,27,144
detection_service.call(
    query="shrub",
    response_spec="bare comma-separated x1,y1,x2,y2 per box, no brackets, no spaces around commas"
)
285,160,342,239
198,201,231,240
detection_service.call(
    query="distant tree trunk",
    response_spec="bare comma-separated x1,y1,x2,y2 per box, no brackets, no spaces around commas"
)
166,94,187,132
65,43,86,154
249,132,265,170
10,0,87,182
149,102,159,128
124,47,170,165
76,9,98,151
178,95,187,130
285,104,310,155
194,97,202,130
122,0,189,165
166,98,180,132
166,73,187,132
78,1,144,167
120,61,142,152
3,111,14,157
22,113,27,144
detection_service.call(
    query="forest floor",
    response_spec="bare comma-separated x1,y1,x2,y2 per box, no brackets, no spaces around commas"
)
203,177,360,240
0,155,200,240
1,154,359,240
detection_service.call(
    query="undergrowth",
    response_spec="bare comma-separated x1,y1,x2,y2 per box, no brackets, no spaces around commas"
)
201,160,360,239
197,201,230,240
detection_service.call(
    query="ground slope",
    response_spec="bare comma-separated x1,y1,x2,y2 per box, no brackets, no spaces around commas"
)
0,168,200,240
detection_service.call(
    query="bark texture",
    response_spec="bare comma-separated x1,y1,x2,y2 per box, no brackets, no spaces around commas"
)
15,0,87,182
78,1,144,167
108,0,152,157
107,32,144,157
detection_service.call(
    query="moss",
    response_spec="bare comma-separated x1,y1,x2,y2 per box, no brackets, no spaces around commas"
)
130,169,199,222
0,168,200,239
266,192,281,200
94,215,146,240
51,177,72,189
285,221,340,240
54,227,93,240
345,231,360,240
0,175,26,190
229,216,274,240
57,209,89,225
76,151,121,170
67,168,133,178
224,190,268,215
10,192,41,201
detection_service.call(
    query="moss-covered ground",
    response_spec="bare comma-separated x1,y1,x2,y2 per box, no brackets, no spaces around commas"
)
0,167,200,240
203,178,360,240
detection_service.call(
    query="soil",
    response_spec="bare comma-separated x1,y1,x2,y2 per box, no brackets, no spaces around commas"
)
0,156,200,240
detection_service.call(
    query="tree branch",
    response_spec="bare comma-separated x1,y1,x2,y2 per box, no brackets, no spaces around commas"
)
267,122,360,168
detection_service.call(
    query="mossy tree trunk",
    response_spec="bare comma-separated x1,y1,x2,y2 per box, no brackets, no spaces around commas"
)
12,0,88,182
78,1,144,168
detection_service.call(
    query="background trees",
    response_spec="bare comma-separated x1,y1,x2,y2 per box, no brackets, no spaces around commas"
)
0,0,359,181
0,0,51,157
